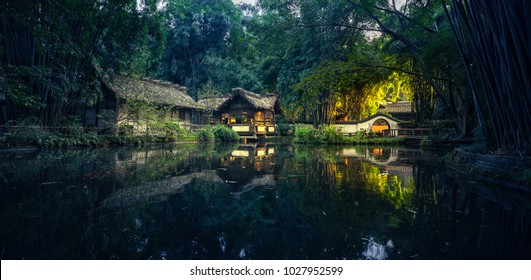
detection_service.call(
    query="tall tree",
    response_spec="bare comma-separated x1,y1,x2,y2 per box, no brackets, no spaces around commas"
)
162,0,262,98
1,0,154,127
443,0,531,155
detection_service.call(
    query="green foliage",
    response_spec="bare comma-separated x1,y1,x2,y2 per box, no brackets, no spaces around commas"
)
195,125,239,142
212,125,239,142
277,123,295,136
197,80,223,99
118,124,134,136
4,0,525,155
319,126,344,144
294,127,319,144
196,126,215,142
58,116,84,136
203,56,264,94
1,0,153,126
158,121,185,140
12,125,54,142
294,125,403,145
162,0,252,97
119,99,194,140
4,115,181,148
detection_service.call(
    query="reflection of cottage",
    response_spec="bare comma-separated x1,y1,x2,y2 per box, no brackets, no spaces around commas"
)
80,76,199,134
198,88,281,139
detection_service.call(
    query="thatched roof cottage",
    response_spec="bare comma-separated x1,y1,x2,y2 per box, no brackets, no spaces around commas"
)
198,88,281,138
81,75,199,135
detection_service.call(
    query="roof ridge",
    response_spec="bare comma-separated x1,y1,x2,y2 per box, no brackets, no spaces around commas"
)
139,76,187,91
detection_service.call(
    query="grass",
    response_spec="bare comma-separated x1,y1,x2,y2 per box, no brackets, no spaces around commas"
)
1,123,242,149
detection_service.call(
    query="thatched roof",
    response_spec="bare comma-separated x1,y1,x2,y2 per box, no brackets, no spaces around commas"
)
106,75,199,109
197,96,230,111
377,101,412,114
198,88,281,113
102,170,223,209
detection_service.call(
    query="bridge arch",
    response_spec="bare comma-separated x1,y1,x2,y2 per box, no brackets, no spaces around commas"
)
334,114,401,136
371,118,391,133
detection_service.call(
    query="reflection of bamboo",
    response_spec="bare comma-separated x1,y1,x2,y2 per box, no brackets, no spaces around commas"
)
102,170,223,208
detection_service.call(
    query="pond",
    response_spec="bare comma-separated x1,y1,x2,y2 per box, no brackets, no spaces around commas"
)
1,143,530,259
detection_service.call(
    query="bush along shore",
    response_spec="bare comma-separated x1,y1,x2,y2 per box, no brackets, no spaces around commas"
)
294,125,406,145
0,123,239,149
1,123,406,149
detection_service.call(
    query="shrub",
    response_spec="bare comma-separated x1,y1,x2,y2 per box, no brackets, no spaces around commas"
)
59,116,84,136
212,125,239,142
196,126,214,142
320,125,344,144
118,124,134,136
352,128,380,139
295,127,319,143
162,121,186,140
277,123,294,136
9,117,48,139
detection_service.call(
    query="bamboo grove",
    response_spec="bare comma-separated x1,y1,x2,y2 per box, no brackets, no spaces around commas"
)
443,0,531,154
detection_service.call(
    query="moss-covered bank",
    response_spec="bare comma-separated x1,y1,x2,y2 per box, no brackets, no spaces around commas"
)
445,148,531,190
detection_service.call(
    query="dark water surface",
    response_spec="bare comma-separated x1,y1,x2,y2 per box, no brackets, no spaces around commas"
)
1,143,530,259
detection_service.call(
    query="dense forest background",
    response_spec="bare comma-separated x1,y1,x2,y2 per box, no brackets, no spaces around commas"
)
1,0,530,155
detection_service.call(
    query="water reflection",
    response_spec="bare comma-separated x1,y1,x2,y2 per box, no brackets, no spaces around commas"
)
0,143,530,259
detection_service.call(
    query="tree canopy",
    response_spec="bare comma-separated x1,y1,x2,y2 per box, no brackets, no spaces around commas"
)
1,0,529,154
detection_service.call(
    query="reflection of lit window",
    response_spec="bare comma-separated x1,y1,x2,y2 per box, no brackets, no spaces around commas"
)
336,171,343,184
373,148,383,155
267,147,275,155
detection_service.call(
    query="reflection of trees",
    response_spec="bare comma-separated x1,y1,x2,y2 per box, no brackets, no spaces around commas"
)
265,145,418,259
2,144,530,259
291,146,416,211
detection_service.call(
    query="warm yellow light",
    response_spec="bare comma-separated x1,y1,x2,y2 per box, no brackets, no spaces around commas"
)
231,150,250,157
232,126,250,132
256,149,266,157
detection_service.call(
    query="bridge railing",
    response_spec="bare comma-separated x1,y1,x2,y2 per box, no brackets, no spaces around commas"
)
384,128,432,138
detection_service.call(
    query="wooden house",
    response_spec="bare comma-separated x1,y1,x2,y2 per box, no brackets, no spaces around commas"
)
80,75,199,135
198,88,282,139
